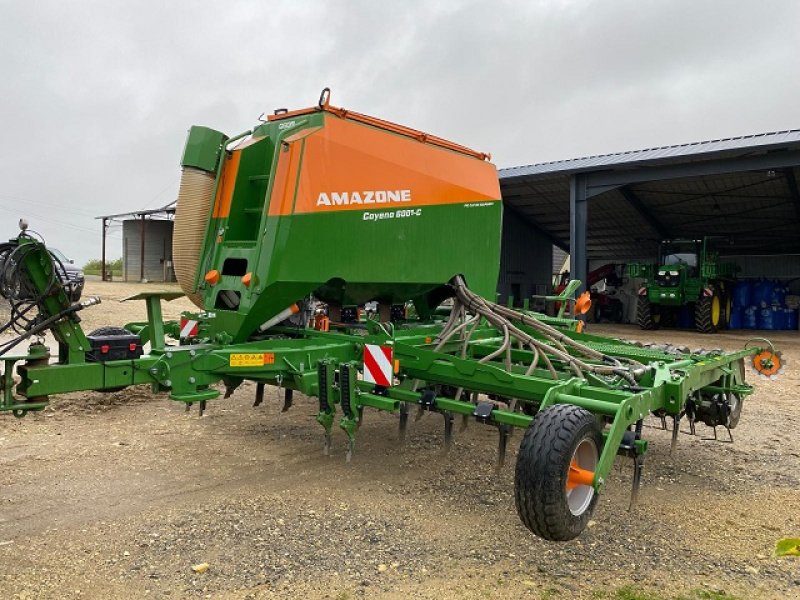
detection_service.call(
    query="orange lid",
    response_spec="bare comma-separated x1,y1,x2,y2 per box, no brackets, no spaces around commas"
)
204,270,220,285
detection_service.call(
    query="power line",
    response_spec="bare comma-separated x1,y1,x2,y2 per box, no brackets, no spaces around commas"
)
0,204,100,234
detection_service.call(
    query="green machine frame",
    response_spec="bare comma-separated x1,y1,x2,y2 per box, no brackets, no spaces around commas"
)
0,234,777,541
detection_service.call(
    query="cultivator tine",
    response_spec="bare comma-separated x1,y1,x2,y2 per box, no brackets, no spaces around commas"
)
459,414,470,433
660,414,667,430
459,391,474,432
629,455,644,511
185,402,191,413
339,363,358,463
626,420,645,510
316,362,335,456
253,382,265,407
281,388,293,412
443,411,454,451
702,426,734,444
497,425,511,469
398,402,409,442
198,399,206,417
670,415,680,454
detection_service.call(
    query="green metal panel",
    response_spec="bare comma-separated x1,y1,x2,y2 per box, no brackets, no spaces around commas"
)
181,126,227,173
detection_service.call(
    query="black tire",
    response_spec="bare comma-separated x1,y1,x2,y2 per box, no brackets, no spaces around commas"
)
514,404,603,541
720,293,732,330
727,392,744,429
695,290,721,333
636,296,659,330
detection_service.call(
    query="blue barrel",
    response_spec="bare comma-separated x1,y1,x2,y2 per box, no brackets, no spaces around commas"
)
772,306,786,330
743,306,758,329
729,306,743,329
758,306,780,330
768,282,787,307
785,308,798,331
678,305,694,329
752,279,772,307
733,280,752,307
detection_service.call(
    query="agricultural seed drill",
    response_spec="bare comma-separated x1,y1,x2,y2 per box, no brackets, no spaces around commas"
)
0,90,783,541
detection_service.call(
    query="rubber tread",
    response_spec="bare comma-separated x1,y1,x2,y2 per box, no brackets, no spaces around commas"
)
727,393,744,429
636,296,657,330
695,294,717,333
514,404,603,541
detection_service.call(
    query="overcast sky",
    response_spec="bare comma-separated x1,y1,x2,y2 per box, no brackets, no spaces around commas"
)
1,0,798,265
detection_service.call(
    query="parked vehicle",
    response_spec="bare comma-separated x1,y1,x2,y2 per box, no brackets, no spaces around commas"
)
629,238,737,333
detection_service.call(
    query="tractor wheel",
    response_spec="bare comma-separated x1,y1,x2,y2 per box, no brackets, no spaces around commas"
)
720,294,732,330
514,404,603,541
636,296,659,330
695,289,722,333
727,392,744,429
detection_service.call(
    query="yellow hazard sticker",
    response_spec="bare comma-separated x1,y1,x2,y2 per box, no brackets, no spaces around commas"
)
229,353,276,367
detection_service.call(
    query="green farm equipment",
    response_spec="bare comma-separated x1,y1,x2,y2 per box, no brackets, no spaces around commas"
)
630,238,738,333
0,91,782,541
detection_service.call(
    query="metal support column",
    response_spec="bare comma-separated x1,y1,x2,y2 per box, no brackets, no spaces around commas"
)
101,217,107,282
569,174,588,294
139,214,146,282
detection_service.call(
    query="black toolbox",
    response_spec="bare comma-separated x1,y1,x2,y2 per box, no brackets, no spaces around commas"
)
86,330,144,362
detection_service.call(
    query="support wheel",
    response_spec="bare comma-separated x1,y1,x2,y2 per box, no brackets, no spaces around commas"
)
636,296,659,330
514,404,603,541
727,392,744,429
695,290,721,333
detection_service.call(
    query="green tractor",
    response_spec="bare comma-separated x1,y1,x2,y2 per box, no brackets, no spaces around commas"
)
629,238,737,333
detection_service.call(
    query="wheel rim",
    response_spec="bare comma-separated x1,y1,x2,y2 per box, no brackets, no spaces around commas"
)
566,438,598,516
728,393,739,418
711,296,720,326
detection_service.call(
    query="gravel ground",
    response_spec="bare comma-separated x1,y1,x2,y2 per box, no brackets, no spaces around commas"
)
1,281,799,599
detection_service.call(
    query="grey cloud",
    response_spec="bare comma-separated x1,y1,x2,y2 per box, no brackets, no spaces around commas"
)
1,0,797,264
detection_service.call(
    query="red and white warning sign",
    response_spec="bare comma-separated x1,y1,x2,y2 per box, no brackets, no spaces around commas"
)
363,344,394,387
179,318,199,338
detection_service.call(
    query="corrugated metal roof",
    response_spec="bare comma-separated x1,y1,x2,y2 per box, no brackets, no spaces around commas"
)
500,167,800,259
499,129,800,179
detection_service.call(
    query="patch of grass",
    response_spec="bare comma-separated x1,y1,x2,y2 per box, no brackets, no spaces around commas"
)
615,586,659,600
596,587,738,600
694,591,738,600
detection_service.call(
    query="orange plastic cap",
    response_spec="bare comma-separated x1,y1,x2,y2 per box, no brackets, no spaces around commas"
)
574,291,592,315
204,270,220,285
241,272,253,287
